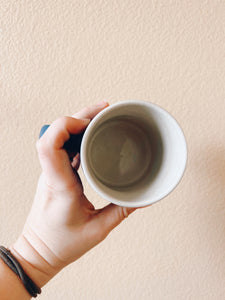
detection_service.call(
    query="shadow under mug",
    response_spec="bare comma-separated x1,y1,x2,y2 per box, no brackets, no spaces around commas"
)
40,101,187,208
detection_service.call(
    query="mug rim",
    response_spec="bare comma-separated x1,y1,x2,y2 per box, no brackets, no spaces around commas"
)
80,100,188,207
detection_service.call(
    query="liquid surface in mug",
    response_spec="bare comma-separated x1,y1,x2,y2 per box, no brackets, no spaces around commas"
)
88,117,152,188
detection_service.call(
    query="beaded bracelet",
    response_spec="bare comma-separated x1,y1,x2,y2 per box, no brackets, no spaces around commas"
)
0,246,41,298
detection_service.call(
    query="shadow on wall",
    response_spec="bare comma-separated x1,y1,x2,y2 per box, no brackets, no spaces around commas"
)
193,144,225,268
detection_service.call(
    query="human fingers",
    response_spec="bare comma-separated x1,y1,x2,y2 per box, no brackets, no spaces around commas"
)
72,101,109,120
71,153,80,171
90,204,136,243
36,116,90,191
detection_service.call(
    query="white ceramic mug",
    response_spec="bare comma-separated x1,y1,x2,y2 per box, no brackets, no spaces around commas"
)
81,100,187,207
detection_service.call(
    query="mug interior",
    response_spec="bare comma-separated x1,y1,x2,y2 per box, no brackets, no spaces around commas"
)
87,116,152,188
81,101,187,207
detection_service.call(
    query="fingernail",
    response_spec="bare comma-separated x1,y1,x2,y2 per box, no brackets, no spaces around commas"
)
72,154,80,169
97,100,109,107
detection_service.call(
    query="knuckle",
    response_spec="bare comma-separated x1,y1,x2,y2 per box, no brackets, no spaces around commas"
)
36,139,49,157
53,116,68,127
118,206,129,220
36,139,43,152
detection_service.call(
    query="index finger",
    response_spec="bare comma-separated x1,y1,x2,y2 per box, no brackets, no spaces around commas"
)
73,101,109,119
36,117,90,191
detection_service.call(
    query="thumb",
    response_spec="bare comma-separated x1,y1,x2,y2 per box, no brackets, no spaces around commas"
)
93,203,136,240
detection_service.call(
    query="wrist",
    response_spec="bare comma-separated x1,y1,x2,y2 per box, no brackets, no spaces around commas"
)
10,235,59,288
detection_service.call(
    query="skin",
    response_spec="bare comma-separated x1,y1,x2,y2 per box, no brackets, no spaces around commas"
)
0,101,136,299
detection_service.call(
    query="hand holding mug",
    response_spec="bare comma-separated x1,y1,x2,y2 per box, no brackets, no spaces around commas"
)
10,102,136,289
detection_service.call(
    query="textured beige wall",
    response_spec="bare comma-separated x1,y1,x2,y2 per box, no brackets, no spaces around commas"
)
0,1,225,299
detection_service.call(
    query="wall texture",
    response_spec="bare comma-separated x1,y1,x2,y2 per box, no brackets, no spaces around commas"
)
0,1,225,299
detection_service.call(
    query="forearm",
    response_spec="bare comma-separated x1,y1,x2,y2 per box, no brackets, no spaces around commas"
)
0,235,58,300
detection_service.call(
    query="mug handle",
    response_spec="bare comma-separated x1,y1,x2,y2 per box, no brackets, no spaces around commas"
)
39,125,84,154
